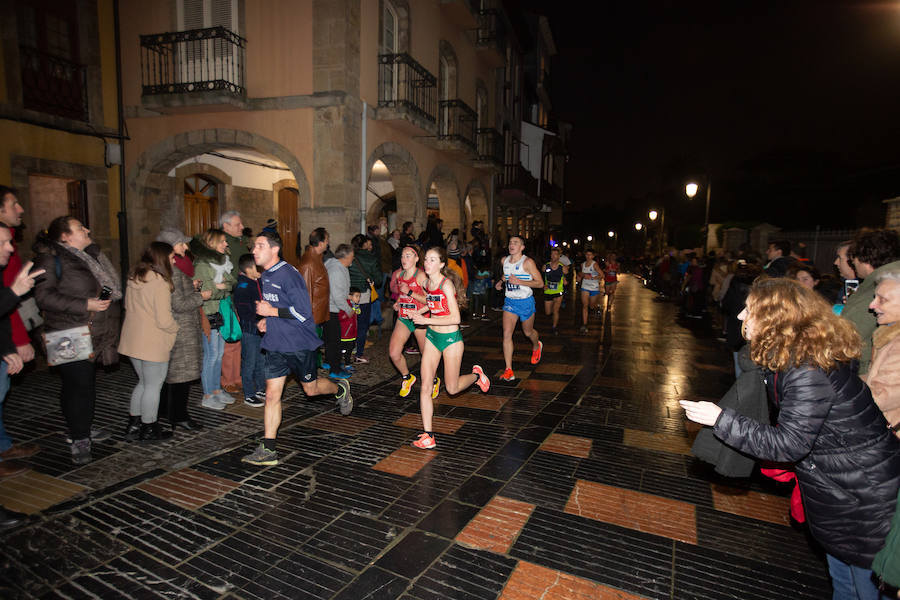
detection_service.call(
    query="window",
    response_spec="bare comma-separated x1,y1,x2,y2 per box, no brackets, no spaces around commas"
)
381,0,398,100
176,0,239,81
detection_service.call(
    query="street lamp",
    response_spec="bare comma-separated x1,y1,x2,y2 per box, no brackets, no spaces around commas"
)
607,231,614,238
648,209,665,255
635,222,643,231
573,238,579,245
648,210,658,221
586,235,593,242
686,179,711,253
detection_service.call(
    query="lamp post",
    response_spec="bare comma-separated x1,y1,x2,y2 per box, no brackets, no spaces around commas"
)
685,179,711,254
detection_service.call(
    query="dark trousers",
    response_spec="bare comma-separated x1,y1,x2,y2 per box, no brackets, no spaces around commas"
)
324,312,342,374
356,303,372,357
160,381,192,423
56,360,96,441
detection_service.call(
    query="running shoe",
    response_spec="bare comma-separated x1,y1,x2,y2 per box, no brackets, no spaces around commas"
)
329,369,352,380
214,390,236,405
244,396,264,408
431,377,441,399
334,379,353,416
472,365,490,393
412,432,437,449
241,442,279,466
399,373,417,397
530,341,543,365
499,368,515,382
404,347,420,355
254,390,267,400
201,394,227,410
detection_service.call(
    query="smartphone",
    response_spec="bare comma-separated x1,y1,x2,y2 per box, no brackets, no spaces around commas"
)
844,279,859,298
98,286,113,300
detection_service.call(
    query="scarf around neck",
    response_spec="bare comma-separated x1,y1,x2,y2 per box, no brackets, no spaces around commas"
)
61,244,122,300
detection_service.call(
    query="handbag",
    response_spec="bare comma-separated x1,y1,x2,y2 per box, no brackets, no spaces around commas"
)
369,282,379,302
218,296,242,342
43,325,94,366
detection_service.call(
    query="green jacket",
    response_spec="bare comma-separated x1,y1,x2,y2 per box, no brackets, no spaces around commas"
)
348,248,381,296
225,233,251,279
842,259,900,374
872,487,900,587
190,237,236,315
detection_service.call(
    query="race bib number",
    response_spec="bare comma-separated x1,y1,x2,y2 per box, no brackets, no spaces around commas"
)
399,302,416,319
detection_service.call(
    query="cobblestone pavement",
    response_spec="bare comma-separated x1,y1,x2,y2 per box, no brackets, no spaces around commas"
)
0,277,831,599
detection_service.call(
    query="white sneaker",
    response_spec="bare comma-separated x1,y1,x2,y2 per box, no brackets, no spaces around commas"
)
214,391,236,405
202,394,226,410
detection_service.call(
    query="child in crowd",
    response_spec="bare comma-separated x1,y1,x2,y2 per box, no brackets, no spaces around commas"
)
232,254,266,407
471,267,491,320
339,287,362,371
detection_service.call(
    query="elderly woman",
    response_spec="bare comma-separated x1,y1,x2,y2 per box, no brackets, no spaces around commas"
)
682,278,900,600
117,242,178,442
157,229,204,431
33,216,122,465
190,228,235,410
866,269,900,435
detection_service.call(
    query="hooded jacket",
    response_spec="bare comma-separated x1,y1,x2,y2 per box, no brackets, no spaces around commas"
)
714,361,900,567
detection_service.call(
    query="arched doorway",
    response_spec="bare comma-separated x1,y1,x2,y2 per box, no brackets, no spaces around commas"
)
426,164,462,237
366,142,424,235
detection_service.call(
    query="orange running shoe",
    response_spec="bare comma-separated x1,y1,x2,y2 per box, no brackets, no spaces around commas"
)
472,365,490,393
412,432,436,449
499,368,515,382
531,341,543,364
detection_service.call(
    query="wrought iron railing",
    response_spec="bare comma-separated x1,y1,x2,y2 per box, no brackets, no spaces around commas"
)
501,163,538,197
378,53,437,124
140,26,246,96
476,9,507,50
438,99,477,150
19,46,88,121
476,128,503,164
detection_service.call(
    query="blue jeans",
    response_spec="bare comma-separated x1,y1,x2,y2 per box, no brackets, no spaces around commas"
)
356,302,372,357
200,329,226,395
827,554,884,600
0,361,11,454
240,332,266,397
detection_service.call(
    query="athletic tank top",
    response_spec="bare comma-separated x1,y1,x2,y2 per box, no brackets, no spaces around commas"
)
503,255,533,299
397,269,426,320
581,261,601,291
543,263,564,295
425,277,451,317
604,261,619,283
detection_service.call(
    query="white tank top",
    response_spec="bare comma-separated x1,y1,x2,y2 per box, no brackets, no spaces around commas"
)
581,261,601,291
503,255,533,299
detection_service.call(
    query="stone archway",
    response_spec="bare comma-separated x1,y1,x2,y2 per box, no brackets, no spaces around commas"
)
127,129,311,261
366,141,424,233
426,164,462,235
463,179,489,239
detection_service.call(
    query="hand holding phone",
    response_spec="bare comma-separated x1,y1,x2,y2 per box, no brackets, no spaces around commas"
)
98,286,113,301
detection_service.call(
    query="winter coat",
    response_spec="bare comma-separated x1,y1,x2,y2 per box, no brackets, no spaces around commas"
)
349,249,381,302
713,361,900,567
118,272,178,363
224,233,250,279
843,259,900,374
866,322,900,433
32,241,121,365
297,247,330,324
721,278,752,352
692,347,769,478
325,257,353,316
166,266,203,384
190,238,236,316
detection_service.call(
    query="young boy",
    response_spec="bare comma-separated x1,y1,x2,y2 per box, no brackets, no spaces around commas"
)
232,254,266,407
339,287,362,371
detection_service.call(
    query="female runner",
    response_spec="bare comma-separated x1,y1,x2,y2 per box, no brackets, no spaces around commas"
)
388,246,429,397
410,247,490,449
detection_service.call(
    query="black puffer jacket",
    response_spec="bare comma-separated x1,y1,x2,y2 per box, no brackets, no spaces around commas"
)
714,361,900,567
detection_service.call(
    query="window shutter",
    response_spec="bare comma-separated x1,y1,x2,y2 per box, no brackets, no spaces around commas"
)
181,0,204,30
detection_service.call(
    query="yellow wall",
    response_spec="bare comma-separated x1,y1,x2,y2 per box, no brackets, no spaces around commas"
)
245,0,314,97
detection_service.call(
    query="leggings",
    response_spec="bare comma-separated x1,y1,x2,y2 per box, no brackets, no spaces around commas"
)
129,357,169,423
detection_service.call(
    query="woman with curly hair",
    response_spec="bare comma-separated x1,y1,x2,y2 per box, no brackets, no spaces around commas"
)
681,278,900,599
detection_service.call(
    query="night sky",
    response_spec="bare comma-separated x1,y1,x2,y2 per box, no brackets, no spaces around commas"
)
519,1,900,234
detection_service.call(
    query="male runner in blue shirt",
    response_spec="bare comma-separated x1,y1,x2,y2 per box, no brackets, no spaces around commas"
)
242,231,352,466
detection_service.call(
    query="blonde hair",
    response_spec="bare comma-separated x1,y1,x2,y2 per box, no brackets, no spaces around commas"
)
745,277,860,372
201,228,226,252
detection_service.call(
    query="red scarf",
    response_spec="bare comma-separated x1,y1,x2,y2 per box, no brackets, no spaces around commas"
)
174,254,194,277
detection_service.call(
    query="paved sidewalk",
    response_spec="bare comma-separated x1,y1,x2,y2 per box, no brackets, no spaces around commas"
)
0,277,830,599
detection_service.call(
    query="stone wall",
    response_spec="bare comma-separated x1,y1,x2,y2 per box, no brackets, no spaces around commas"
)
231,185,274,236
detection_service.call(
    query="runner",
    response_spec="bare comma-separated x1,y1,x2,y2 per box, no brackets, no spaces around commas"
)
241,232,353,466
410,247,490,449
543,247,568,335
388,246,429,398
578,249,603,334
495,236,544,381
604,252,621,309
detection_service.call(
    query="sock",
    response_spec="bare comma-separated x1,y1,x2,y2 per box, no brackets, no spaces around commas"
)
263,438,276,452
403,373,412,380
425,431,434,437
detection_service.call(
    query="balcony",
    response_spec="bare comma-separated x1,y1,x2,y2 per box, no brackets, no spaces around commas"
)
499,163,538,203
436,99,477,155
376,53,437,135
473,128,503,170
140,26,246,113
475,9,507,67
19,46,88,121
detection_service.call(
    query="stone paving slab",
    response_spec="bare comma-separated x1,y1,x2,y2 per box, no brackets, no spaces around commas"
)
0,278,833,599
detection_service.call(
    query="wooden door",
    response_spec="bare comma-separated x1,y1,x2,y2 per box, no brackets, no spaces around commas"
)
66,180,88,227
184,175,218,236
277,187,300,265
